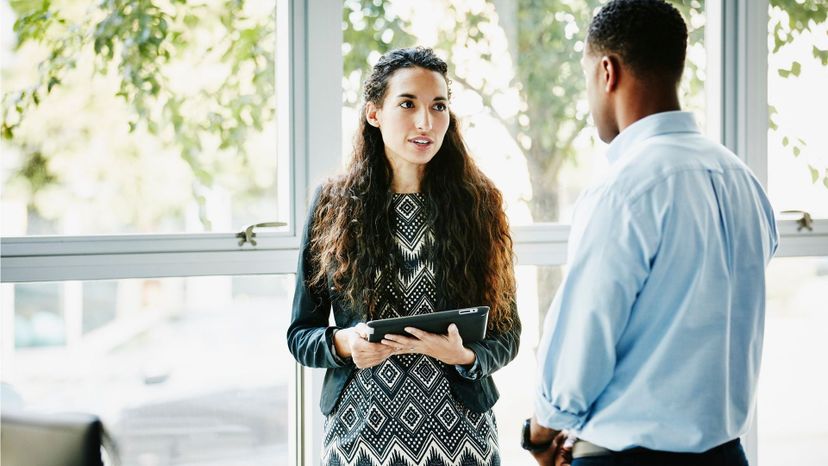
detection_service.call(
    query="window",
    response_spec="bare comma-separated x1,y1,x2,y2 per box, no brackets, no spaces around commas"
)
767,3,828,218
1,275,294,465
736,3,828,463
341,0,706,225
1,0,286,235
1,1,301,464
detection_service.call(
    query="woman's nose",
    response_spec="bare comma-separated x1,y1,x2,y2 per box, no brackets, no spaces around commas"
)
416,109,432,131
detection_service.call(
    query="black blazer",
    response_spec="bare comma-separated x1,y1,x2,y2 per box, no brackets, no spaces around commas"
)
286,188,521,416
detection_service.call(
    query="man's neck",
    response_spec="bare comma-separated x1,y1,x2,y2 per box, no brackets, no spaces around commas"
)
616,86,681,134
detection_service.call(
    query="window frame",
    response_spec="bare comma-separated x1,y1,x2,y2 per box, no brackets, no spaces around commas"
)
2,1,827,465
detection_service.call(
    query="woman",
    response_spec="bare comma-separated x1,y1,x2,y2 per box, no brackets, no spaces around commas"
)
287,47,520,466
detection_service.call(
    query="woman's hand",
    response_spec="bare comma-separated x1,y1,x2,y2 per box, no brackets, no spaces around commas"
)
334,324,396,368
381,324,476,366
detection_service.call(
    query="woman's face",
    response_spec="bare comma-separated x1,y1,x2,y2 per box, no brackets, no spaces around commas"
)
366,66,451,173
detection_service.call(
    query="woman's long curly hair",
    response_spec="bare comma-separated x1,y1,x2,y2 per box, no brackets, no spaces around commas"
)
309,47,516,333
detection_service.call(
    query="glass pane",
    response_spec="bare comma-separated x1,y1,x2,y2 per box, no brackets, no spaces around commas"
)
493,265,562,464
759,257,828,464
0,275,295,465
341,0,706,225
0,1,287,235
767,4,828,217
12,282,66,348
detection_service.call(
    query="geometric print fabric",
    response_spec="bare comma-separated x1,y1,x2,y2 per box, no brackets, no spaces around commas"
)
322,193,500,466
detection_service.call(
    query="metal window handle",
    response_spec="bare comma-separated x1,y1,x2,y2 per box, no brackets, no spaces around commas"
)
237,221,287,246
780,210,813,232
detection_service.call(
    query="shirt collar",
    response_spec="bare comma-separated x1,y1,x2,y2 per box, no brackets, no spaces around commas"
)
605,111,701,165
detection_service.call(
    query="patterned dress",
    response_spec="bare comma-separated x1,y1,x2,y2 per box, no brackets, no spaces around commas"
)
322,193,501,466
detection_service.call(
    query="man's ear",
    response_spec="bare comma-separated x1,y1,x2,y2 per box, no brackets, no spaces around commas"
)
365,101,381,128
601,55,621,92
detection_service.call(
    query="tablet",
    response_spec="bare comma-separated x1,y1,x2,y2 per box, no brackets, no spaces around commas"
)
365,306,489,343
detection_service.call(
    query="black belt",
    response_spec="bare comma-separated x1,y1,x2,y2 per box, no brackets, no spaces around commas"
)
572,438,742,459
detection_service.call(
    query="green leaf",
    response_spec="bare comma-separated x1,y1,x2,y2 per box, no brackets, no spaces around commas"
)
777,68,790,78
790,61,801,77
8,0,49,17
782,136,788,147
814,46,828,66
47,76,60,93
809,165,819,183
793,146,800,157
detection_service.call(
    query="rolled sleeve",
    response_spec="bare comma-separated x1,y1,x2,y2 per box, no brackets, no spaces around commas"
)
454,351,483,380
455,308,520,381
535,387,587,431
329,328,354,367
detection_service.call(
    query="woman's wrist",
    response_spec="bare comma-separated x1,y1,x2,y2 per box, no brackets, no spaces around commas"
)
332,328,353,358
446,347,476,366
461,347,476,365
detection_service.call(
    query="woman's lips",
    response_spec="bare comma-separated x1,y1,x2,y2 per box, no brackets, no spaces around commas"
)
409,136,433,149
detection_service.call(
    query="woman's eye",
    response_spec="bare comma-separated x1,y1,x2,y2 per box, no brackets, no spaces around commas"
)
400,101,414,109
433,103,447,111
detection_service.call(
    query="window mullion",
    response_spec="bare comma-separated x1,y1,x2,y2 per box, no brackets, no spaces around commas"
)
0,248,299,283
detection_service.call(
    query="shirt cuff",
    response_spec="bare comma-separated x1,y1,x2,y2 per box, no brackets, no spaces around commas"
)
535,390,586,431
455,348,482,380
328,328,353,367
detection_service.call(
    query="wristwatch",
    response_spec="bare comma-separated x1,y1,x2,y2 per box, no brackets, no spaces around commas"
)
521,418,553,452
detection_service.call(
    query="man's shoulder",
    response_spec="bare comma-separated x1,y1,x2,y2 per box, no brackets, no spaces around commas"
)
604,133,747,199
626,132,741,170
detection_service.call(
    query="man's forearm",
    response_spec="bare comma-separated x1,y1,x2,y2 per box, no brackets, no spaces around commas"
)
530,415,560,445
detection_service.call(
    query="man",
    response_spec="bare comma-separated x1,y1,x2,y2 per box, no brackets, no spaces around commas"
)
521,1,778,465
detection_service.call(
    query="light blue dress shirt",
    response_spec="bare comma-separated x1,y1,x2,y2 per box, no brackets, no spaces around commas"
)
535,111,778,452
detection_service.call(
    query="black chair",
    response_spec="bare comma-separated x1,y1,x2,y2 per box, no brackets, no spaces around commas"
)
1,410,106,466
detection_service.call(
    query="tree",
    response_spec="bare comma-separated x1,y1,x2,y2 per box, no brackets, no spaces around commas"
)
2,0,275,233
343,0,705,222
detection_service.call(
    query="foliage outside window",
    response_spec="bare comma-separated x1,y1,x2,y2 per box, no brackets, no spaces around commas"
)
767,0,828,217
342,0,706,225
1,0,280,235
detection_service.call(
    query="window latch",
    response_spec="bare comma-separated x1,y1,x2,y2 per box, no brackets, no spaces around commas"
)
237,221,287,247
780,210,813,232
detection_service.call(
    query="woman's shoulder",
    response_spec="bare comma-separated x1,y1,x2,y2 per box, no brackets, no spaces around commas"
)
316,176,353,200
308,178,345,208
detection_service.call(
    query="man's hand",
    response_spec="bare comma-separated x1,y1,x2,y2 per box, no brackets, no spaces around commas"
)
333,324,396,368
380,324,476,365
533,431,572,466
529,417,572,466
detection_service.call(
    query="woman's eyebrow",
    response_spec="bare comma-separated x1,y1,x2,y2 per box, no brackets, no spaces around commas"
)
395,93,448,102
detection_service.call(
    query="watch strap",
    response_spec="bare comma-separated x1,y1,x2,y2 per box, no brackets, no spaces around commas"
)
521,418,553,452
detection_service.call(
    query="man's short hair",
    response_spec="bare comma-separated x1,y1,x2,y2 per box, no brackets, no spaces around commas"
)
587,0,688,84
